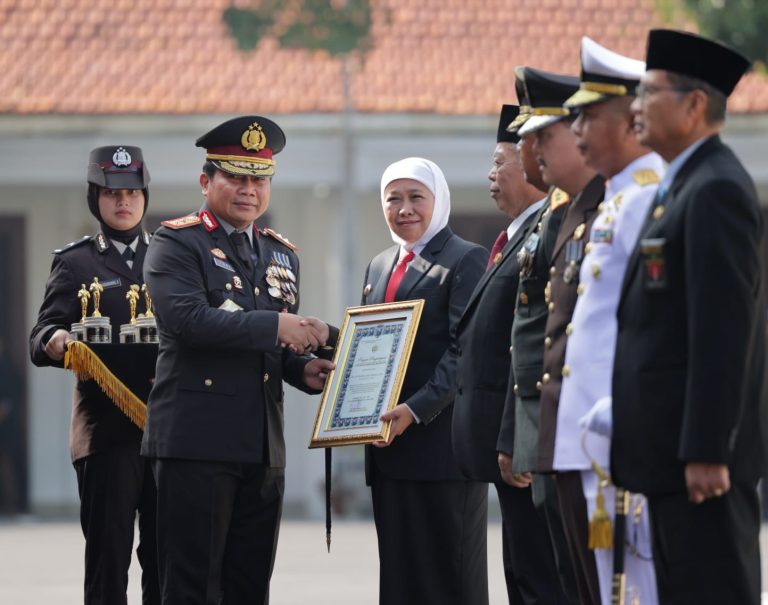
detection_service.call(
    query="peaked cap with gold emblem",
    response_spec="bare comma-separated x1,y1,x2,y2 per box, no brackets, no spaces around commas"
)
516,68,579,137
497,105,521,144
196,115,286,177
506,67,532,133
564,37,645,109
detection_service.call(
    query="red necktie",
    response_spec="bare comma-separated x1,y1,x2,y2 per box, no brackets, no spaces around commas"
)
486,230,508,270
385,250,415,303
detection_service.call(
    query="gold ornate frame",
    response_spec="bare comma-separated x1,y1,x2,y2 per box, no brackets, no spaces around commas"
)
309,299,424,448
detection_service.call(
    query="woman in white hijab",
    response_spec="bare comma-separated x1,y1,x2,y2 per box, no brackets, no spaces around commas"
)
361,157,489,605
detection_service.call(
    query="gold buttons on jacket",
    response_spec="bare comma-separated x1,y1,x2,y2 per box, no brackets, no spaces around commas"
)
544,336,552,349
514,384,520,395
577,284,585,296
592,264,601,279
536,381,543,391
254,287,260,296
565,323,574,336
653,206,665,220
542,373,551,385
584,242,593,255
562,365,571,377
509,345,514,354
263,373,270,382
550,266,556,277
225,283,233,291
204,378,213,387
548,302,555,313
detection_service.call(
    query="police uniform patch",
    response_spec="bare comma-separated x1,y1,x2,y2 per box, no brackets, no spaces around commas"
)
549,188,570,211
54,235,90,254
162,215,202,229
591,228,613,244
263,228,298,252
633,169,661,186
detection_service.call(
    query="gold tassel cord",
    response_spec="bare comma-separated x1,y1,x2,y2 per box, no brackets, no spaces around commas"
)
588,458,614,550
64,341,147,429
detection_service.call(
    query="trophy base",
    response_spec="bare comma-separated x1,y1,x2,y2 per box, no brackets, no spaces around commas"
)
70,322,85,342
119,324,140,344
136,317,158,343
82,317,112,343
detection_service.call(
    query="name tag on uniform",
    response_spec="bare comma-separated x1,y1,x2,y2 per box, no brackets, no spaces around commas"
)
640,238,666,291
100,278,122,289
592,228,613,244
213,257,236,272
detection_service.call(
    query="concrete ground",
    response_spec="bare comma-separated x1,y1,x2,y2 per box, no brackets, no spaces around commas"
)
0,518,766,604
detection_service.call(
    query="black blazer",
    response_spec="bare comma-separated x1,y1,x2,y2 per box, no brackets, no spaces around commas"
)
362,226,487,482
141,214,315,468
451,211,538,481
29,232,150,461
612,135,767,494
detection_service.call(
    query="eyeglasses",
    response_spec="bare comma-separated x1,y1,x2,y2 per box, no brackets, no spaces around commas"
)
635,83,696,100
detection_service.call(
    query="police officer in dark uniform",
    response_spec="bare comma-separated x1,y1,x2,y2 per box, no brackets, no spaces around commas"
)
142,116,336,605
29,146,160,605
504,66,601,604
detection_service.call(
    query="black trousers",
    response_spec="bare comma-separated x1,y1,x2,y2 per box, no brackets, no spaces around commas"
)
151,458,283,605
554,471,601,605
648,481,761,605
496,481,572,605
74,443,160,605
371,472,489,605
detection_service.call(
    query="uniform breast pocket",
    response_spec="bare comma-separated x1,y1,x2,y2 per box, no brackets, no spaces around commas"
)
206,271,246,308
179,368,237,397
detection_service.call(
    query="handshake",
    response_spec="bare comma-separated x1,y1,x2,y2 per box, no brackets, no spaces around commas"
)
277,313,331,353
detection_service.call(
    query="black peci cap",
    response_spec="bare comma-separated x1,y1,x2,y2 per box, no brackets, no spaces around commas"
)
497,105,521,144
87,146,150,190
645,29,750,97
196,115,286,177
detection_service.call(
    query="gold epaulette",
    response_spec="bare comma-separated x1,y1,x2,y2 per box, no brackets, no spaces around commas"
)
633,169,661,186
549,187,570,211
161,214,201,229
263,228,299,252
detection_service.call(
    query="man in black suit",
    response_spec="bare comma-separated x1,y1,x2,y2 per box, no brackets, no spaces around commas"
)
451,104,564,604
613,29,766,604
142,116,335,604
30,146,160,604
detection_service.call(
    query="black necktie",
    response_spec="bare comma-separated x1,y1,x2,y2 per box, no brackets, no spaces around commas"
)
229,231,253,272
121,245,135,265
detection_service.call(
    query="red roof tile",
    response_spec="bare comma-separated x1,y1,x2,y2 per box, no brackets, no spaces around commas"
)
1,0,766,115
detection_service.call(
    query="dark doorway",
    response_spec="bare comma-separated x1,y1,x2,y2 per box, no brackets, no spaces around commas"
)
0,215,28,513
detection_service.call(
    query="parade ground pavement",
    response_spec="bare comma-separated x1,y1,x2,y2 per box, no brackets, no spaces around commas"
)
1,519,767,604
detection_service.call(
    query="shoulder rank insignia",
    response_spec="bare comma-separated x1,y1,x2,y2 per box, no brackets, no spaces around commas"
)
263,228,299,252
633,169,660,186
161,214,201,229
549,188,570,211
53,235,90,254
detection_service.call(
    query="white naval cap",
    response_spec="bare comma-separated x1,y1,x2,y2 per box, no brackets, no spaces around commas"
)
564,37,646,108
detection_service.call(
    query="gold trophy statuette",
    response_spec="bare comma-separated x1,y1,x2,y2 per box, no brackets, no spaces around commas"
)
141,284,154,318
89,277,104,318
77,283,91,323
126,284,140,324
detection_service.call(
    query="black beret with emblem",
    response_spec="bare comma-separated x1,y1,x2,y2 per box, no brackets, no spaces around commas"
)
87,145,150,190
196,116,286,177
645,29,750,97
497,104,521,144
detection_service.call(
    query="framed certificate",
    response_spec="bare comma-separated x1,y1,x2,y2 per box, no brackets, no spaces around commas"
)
309,299,424,448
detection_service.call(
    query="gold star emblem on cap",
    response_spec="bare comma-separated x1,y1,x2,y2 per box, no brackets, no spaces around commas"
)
241,122,267,152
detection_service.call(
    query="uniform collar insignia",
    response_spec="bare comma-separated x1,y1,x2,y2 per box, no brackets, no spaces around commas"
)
95,232,109,253
199,210,219,232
